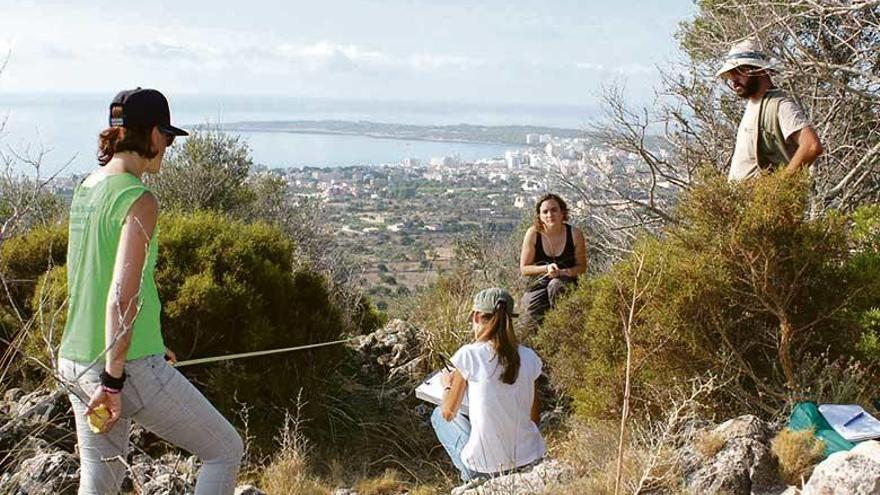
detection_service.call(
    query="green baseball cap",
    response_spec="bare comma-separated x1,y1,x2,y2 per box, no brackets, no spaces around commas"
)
472,287,518,317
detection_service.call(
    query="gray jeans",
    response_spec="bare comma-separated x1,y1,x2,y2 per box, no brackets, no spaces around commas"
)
59,355,243,495
520,276,575,332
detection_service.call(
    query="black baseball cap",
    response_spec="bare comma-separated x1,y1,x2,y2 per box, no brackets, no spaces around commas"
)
109,88,188,136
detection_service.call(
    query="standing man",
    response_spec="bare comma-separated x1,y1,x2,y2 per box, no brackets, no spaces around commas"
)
717,38,823,182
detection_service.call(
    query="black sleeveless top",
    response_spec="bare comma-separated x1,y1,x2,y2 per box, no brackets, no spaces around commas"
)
534,224,576,269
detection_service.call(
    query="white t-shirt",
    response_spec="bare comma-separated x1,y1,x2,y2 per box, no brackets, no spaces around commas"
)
451,341,546,473
728,92,810,182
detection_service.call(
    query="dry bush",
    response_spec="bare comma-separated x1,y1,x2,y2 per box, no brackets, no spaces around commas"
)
545,420,685,495
395,269,478,370
544,376,717,495
771,428,825,486
555,419,620,477
791,355,880,407
259,407,333,495
394,219,529,370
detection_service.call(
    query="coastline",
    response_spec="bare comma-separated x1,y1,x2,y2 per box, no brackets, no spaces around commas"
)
227,127,522,147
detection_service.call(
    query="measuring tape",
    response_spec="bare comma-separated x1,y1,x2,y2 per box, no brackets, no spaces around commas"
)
171,337,355,367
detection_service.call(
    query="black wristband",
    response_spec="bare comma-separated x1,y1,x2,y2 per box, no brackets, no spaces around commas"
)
100,370,126,390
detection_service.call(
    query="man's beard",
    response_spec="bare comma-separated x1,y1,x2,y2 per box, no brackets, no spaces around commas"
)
734,75,761,98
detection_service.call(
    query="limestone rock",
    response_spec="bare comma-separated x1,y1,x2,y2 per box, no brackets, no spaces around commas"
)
683,415,785,495
451,460,573,495
235,485,267,495
352,318,422,379
802,440,880,495
126,453,197,494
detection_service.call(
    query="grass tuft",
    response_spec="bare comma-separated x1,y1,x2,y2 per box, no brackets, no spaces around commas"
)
354,468,409,495
770,428,825,485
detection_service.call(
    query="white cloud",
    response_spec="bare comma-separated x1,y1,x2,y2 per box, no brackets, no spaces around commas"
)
122,42,205,62
576,62,606,71
0,1,680,102
408,54,488,72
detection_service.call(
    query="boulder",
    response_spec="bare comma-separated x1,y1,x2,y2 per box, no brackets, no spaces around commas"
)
683,415,786,495
451,460,573,495
802,440,880,494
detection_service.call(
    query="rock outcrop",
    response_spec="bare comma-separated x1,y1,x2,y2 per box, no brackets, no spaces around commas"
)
681,415,788,495
0,450,79,494
802,440,880,495
351,318,423,379
0,388,259,494
450,460,574,495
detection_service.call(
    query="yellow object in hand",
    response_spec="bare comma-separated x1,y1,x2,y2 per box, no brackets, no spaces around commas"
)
87,404,111,434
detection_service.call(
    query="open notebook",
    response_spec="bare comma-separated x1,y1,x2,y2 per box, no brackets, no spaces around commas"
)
415,370,470,416
818,404,880,442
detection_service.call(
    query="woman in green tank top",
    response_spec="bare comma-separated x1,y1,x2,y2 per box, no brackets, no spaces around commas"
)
58,89,242,494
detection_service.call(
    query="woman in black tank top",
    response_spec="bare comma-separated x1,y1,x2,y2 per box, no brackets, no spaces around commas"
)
519,194,587,331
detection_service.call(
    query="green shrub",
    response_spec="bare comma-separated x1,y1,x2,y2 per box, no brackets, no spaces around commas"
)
0,222,67,318
848,205,880,361
538,172,869,419
156,211,350,448
21,266,67,381
851,204,880,253
19,211,351,450
0,222,67,374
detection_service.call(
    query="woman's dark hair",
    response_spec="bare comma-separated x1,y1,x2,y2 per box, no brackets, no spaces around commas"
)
533,193,569,232
97,106,159,165
477,300,520,385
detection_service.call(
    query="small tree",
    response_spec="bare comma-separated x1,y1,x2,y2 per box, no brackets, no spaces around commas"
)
148,127,254,214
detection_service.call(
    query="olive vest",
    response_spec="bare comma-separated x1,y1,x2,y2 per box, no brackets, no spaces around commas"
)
756,89,794,170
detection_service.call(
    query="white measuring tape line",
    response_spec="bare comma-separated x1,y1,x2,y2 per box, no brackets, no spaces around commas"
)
171,337,356,367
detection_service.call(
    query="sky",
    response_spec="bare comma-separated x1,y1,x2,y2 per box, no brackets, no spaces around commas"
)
0,0,695,106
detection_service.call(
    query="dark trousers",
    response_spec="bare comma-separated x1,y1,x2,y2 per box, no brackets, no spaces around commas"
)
520,276,575,332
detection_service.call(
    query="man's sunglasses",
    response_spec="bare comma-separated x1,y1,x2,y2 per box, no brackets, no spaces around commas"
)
162,133,176,147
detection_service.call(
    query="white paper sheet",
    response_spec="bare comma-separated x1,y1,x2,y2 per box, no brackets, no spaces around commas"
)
415,370,470,416
819,404,880,442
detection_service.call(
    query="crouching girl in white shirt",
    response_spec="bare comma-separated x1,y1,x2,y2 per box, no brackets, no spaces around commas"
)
431,287,546,481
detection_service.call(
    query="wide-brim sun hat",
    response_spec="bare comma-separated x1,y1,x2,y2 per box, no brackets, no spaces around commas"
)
715,38,775,78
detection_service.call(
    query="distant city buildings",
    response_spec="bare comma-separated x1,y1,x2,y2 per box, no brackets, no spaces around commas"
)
45,132,653,232
430,155,460,168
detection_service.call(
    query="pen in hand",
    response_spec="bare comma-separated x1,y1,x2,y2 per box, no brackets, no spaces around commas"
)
843,411,864,427
438,353,454,372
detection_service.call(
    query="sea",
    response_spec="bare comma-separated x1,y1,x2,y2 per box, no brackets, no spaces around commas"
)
0,93,594,176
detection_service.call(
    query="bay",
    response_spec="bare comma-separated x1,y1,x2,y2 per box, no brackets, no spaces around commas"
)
0,93,591,175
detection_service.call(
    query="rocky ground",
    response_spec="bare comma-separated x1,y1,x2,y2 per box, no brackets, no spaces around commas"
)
2,320,880,494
